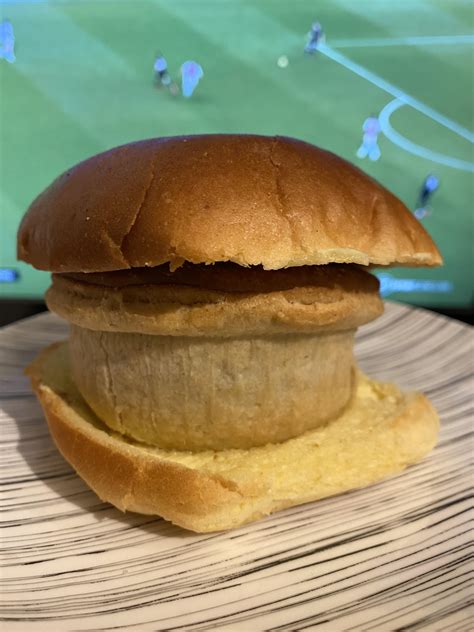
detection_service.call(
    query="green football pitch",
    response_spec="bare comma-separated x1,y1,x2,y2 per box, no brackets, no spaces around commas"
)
1,0,473,307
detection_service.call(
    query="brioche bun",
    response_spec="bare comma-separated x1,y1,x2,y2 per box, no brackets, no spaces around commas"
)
17,135,442,273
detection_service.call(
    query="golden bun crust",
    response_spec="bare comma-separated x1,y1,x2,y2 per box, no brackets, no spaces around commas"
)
26,342,439,532
46,265,383,336
18,135,442,272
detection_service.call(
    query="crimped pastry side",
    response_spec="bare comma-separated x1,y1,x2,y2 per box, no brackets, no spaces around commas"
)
69,326,356,451
26,342,440,533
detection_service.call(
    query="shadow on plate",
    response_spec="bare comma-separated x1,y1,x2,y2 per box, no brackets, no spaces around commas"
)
3,381,202,541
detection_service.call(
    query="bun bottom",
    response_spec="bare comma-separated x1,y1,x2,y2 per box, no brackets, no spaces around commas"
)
26,343,439,533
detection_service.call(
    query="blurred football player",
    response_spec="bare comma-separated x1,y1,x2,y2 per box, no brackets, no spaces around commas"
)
305,22,324,54
0,19,15,63
414,174,439,219
356,114,381,161
181,60,203,98
154,53,171,87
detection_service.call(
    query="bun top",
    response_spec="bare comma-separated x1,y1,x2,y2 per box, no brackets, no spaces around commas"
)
17,135,442,272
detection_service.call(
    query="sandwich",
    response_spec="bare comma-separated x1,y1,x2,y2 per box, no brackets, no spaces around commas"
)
18,134,442,532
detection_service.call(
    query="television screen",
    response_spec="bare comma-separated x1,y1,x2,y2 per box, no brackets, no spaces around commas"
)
1,0,472,308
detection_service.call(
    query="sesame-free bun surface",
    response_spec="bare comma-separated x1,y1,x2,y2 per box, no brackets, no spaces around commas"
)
18,135,442,272
27,342,439,533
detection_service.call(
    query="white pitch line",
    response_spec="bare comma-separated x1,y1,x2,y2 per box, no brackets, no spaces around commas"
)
379,99,474,172
331,34,474,48
318,44,474,143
